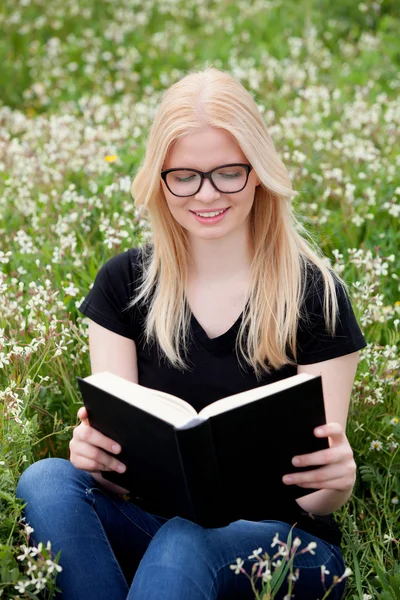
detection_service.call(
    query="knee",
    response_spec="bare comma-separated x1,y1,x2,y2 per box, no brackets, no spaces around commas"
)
150,517,207,564
16,458,78,504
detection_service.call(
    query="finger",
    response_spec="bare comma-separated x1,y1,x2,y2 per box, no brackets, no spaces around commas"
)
294,478,348,490
78,406,88,422
314,422,345,443
74,424,122,455
74,442,126,473
291,446,347,468
283,463,345,486
72,455,115,473
297,474,356,492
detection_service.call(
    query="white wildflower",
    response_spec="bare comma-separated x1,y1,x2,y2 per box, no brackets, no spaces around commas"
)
306,541,317,554
270,533,280,548
17,545,30,561
29,542,43,557
248,547,263,560
32,570,47,591
0,352,10,368
369,440,383,451
262,568,272,582
27,560,37,576
272,559,282,568
45,559,62,574
15,580,30,593
338,567,353,581
229,558,244,575
288,569,300,581
63,283,80,297
0,250,12,263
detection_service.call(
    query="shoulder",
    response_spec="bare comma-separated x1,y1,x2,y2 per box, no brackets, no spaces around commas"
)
98,245,148,291
78,246,149,340
80,245,148,311
296,258,367,364
102,246,143,276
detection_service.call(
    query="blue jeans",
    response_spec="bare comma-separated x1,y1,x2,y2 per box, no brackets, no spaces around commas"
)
16,458,347,600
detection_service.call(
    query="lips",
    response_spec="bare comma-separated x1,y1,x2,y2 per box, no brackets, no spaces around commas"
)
189,208,229,214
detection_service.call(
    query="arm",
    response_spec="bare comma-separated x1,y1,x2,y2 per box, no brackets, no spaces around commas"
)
283,351,360,515
87,318,139,383
72,319,139,496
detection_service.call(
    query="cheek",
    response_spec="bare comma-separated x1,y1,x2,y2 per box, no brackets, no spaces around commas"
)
161,183,178,207
165,195,187,215
236,189,256,208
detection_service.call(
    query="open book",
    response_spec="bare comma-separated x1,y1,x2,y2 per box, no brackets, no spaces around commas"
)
77,372,328,527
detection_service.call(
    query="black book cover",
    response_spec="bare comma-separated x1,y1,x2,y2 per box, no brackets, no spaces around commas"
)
77,375,328,527
205,375,329,524
77,378,193,518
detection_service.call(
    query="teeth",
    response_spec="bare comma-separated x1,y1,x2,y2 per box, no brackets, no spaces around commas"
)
195,209,225,217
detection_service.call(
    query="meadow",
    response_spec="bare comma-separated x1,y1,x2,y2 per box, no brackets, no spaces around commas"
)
0,0,399,597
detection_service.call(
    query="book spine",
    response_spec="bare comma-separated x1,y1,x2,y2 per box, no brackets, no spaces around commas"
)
174,421,226,528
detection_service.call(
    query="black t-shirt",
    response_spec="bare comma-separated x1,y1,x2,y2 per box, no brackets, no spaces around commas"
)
78,246,367,546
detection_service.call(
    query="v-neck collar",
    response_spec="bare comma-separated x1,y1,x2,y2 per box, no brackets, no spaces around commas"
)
190,311,244,355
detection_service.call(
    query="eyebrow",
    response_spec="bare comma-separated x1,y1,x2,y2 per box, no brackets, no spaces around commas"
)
166,162,244,171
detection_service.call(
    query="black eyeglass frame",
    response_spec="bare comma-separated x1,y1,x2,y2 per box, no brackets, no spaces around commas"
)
160,163,253,197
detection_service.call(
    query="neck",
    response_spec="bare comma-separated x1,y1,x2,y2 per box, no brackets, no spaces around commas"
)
187,230,254,283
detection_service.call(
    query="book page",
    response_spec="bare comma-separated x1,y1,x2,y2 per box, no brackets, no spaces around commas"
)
197,373,316,420
85,372,198,428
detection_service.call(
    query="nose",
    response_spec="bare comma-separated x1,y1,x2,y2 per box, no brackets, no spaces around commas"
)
194,177,220,201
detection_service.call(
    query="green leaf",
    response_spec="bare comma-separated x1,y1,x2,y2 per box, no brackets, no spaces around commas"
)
269,528,294,594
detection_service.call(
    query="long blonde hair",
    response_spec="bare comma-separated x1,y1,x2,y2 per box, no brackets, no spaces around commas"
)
128,66,342,380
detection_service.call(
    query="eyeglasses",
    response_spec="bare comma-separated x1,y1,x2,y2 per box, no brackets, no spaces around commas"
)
160,163,253,197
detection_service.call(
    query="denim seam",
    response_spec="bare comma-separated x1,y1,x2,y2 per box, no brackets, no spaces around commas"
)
291,545,344,571
85,487,130,591
87,486,154,539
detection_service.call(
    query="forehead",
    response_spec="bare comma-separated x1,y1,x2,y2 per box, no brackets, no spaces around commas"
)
164,126,246,169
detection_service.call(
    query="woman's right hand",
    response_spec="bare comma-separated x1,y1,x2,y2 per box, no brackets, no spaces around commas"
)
69,406,127,475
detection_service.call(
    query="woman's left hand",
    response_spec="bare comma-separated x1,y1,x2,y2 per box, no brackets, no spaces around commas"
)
282,422,357,492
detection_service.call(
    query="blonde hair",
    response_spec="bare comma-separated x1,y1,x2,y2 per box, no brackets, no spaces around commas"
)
128,66,343,380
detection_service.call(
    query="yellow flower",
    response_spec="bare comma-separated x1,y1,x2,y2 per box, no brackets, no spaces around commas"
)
26,107,36,118
395,301,400,306
390,417,399,425
104,155,117,163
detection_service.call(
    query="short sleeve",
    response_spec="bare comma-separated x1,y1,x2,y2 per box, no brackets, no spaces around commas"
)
296,266,367,365
77,248,143,341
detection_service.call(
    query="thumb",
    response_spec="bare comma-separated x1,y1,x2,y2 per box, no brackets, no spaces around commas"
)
77,406,89,423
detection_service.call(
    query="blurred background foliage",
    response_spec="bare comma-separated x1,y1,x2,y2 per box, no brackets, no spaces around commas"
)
0,0,399,597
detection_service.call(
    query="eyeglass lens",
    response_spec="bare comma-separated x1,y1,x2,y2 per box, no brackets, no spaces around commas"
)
166,165,247,196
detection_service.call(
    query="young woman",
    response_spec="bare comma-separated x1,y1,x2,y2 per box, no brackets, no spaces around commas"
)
16,67,367,600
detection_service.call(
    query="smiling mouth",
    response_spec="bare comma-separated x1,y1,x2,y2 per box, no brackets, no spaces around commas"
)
189,208,229,215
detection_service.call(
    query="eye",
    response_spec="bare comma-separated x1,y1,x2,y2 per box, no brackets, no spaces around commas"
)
175,175,196,182
216,170,241,178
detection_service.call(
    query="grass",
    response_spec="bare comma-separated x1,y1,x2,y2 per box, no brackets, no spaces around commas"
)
0,0,399,597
